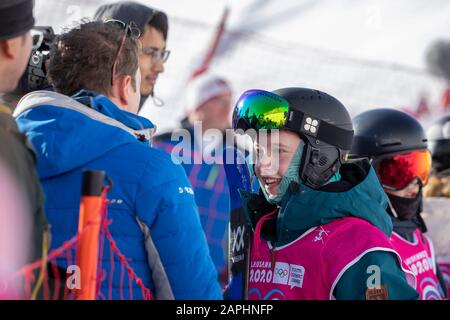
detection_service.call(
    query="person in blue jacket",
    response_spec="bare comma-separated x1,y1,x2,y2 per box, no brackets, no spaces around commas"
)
153,74,233,285
14,21,221,300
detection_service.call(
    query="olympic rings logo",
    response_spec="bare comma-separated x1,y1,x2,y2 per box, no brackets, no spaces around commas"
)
275,268,288,278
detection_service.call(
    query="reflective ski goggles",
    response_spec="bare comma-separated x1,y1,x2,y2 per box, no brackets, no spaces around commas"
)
376,149,432,190
232,89,353,150
233,89,289,130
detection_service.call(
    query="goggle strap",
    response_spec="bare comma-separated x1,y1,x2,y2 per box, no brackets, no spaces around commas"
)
284,109,354,150
386,197,399,218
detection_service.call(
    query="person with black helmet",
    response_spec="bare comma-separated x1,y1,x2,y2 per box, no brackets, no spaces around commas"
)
351,108,447,300
232,88,418,300
425,113,450,192
423,113,450,298
94,1,170,110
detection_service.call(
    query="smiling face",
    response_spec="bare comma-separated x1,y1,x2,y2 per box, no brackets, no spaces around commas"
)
254,130,302,197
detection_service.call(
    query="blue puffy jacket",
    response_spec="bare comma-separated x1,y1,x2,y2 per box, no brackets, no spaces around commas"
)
154,127,230,284
14,90,222,300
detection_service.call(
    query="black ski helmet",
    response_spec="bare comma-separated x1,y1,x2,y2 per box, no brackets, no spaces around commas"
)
233,87,354,189
350,108,428,160
427,113,450,173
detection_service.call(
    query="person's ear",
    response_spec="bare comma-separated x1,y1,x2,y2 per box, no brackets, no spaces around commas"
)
195,103,208,120
117,74,132,106
187,106,205,123
0,38,18,59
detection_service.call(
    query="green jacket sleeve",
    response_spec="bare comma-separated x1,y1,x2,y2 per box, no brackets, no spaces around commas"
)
333,251,419,300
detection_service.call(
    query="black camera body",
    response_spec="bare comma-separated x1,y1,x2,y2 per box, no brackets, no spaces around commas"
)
18,26,56,93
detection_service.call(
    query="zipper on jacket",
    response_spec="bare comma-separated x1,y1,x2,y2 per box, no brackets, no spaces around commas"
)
270,247,277,273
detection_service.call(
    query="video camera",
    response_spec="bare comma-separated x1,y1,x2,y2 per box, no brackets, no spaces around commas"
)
17,26,56,93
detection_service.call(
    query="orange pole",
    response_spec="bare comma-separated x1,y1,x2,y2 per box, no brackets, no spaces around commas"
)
76,171,105,300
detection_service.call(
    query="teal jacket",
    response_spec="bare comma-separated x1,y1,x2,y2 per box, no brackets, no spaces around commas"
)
243,160,419,300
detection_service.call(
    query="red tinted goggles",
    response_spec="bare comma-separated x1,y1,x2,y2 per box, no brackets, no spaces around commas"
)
376,149,432,190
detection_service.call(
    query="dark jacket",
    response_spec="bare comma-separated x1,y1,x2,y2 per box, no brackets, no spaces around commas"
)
0,109,48,265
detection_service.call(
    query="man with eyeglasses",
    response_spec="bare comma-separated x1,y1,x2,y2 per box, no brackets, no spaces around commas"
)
95,1,170,110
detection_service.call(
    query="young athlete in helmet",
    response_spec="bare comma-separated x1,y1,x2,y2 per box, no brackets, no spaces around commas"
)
232,88,418,300
423,113,450,298
351,108,447,300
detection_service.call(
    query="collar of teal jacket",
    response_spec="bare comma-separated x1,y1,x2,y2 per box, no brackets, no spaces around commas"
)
242,163,393,248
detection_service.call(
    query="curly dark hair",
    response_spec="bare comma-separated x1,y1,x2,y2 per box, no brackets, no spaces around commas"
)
48,21,140,96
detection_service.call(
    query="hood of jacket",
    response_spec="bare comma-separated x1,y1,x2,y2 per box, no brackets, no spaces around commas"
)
14,90,156,179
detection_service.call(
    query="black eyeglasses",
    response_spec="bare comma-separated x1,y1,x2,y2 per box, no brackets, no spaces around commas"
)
105,19,141,86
